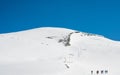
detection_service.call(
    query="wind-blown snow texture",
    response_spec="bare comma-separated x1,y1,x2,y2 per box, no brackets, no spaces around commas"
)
0,27,120,75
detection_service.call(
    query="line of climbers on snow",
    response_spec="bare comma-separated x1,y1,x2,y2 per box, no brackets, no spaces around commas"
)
91,70,108,75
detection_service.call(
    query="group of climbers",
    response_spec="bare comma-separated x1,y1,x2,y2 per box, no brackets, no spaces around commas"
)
91,70,108,74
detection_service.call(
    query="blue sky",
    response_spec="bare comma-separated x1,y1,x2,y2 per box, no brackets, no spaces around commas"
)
0,0,120,41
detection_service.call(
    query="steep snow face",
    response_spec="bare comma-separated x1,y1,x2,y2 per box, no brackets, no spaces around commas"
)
0,27,120,75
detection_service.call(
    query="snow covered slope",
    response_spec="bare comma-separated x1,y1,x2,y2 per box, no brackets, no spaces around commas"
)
0,27,120,75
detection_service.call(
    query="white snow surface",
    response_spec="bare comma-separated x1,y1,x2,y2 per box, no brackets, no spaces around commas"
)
0,27,120,75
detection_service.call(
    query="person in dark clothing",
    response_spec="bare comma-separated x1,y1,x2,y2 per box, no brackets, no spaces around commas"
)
105,70,108,74
101,70,104,74
96,70,99,74
91,70,93,74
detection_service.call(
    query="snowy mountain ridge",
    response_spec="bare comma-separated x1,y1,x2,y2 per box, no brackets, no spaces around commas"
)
0,27,120,75
0,27,111,47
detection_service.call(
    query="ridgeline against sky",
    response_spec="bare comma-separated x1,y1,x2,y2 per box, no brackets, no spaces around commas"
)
0,0,120,41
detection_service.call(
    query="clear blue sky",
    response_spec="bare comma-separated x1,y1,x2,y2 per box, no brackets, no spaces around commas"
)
0,0,120,41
